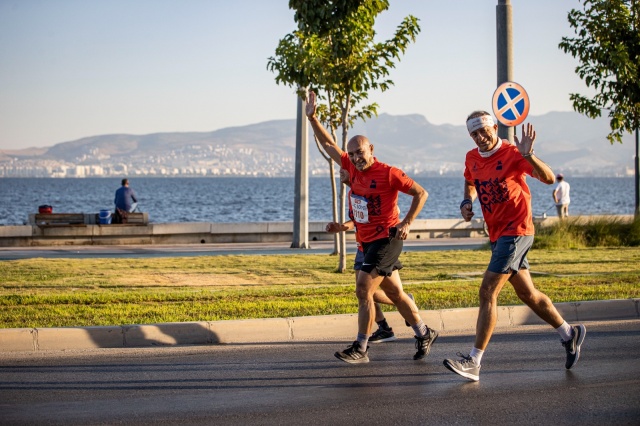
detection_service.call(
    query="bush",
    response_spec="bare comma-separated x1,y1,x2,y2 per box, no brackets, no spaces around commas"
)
624,215,640,246
533,215,640,249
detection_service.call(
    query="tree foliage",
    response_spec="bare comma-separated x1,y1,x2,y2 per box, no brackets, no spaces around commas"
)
559,0,640,143
267,0,420,270
268,0,420,130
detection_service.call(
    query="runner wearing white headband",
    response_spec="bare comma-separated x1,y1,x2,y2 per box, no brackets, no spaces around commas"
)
443,110,586,382
466,115,495,133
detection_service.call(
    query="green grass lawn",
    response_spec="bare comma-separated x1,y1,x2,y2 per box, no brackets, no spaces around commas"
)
1,246,639,329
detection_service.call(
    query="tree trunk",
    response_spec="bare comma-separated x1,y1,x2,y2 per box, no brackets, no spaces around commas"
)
338,182,347,272
329,160,339,255
337,95,351,273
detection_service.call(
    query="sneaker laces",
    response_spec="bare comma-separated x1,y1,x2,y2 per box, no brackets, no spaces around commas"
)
344,341,359,354
349,341,369,354
415,330,433,346
414,332,430,351
371,328,389,339
561,337,575,351
455,352,474,365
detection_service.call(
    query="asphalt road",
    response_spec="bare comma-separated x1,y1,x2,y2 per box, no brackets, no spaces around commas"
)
0,238,488,260
1,320,638,425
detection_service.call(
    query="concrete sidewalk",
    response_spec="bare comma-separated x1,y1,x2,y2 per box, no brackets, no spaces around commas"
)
2,299,638,353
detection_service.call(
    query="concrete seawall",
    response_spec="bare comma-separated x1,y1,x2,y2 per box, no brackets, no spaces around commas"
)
0,218,488,247
1,215,633,247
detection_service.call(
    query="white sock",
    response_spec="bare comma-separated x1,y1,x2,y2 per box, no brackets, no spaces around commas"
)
469,347,484,365
556,321,573,341
356,333,369,351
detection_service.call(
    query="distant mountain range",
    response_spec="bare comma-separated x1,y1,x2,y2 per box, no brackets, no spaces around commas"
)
0,111,635,177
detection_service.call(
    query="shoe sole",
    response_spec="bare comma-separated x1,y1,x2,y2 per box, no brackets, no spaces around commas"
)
443,359,479,382
567,324,586,369
369,335,398,343
334,352,369,364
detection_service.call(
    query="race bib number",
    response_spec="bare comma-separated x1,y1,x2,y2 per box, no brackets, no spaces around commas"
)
350,194,369,223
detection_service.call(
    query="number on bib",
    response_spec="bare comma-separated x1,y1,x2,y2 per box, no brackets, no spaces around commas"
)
350,194,369,224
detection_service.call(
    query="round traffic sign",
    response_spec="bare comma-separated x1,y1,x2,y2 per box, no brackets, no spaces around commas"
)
492,81,530,127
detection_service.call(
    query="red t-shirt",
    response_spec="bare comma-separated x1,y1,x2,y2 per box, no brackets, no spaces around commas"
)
463,141,535,242
341,153,415,243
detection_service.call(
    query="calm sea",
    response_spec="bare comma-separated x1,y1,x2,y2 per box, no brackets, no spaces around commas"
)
0,177,635,226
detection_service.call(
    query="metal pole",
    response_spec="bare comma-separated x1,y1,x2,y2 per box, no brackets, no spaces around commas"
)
291,90,310,248
496,0,514,143
634,129,640,217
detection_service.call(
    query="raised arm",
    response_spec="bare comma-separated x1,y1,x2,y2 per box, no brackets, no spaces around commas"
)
515,123,555,185
395,182,428,240
305,91,344,165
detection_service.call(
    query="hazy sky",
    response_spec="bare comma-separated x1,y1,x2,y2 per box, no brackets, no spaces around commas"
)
0,0,589,150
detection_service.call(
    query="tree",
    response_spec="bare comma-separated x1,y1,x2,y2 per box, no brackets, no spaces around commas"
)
267,0,420,271
559,0,640,215
559,0,640,144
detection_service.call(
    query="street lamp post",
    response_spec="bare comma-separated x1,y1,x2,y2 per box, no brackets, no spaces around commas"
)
291,90,310,248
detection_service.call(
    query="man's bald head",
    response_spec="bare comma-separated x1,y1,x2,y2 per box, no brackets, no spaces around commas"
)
347,135,370,150
347,135,375,171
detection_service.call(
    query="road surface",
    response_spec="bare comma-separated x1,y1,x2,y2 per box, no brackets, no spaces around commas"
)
1,320,638,425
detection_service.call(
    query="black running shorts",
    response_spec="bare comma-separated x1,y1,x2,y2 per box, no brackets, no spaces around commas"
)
360,236,403,277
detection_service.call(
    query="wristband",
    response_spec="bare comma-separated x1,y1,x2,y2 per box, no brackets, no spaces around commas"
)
522,150,535,158
460,199,472,209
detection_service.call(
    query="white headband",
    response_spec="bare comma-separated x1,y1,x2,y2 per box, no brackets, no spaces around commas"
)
466,115,495,133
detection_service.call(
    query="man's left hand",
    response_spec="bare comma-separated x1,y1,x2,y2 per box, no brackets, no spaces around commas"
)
393,223,410,240
515,122,536,157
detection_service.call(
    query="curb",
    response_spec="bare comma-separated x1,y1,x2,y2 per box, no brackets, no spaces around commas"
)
1,299,638,353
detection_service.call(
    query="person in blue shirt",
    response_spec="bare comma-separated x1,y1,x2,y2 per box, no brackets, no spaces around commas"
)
114,178,138,223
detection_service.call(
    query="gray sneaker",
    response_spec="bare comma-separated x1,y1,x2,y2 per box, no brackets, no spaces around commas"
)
369,327,397,343
413,328,438,360
334,341,369,364
561,324,586,369
443,353,481,381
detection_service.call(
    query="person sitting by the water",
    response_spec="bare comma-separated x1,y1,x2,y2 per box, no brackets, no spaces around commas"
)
113,178,138,223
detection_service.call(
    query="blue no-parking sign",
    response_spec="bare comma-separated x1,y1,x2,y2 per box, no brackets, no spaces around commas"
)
492,82,530,127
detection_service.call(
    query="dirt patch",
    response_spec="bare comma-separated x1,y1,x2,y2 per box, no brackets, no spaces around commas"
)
116,273,265,287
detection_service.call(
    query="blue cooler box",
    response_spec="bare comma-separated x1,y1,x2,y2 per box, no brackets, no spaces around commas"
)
99,209,112,224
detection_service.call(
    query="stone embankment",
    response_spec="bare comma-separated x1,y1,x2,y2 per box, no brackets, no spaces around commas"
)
0,215,634,247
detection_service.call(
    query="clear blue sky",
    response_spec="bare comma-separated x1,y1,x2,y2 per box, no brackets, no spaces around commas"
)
0,0,587,150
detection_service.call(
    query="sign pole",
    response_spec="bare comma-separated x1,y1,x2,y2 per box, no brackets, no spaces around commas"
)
496,0,514,143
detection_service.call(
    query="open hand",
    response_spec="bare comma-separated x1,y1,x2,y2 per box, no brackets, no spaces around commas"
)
305,91,317,119
514,123,536,157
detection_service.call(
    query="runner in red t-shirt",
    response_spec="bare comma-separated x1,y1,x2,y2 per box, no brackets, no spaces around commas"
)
306,90,437,364
324,169,418,344
443,111,586,382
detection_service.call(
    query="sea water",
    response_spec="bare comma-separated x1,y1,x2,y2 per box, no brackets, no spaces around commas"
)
0,177,634,226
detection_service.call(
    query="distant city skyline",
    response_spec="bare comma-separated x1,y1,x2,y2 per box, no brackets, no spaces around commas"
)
1,0,592,150
2,110,633,179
